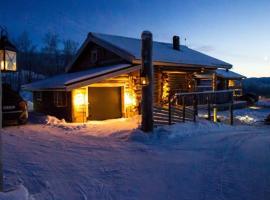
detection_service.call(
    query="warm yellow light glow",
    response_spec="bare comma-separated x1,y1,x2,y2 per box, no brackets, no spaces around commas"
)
124,92,136,106
0,61,4,70
72,88,87,123
73,88,87,108
228,80,235,87
140,76,149,86
162,80,169,101
0,50,17,71
74,93,85,106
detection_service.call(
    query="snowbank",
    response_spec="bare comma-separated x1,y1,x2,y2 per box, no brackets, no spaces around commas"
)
129,119,240,143
0,185,33,200
44,115,140,137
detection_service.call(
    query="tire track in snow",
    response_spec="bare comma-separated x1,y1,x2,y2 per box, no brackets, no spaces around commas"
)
217,132,261,200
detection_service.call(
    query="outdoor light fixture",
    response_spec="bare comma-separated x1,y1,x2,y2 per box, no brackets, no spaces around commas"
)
0,27,17,72
140,75,149,86
74,92,86,106
200,68,205,73
124,92,136,106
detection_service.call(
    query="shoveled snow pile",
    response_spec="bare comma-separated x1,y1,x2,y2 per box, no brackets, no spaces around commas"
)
44,115,140,137
0,185,33,200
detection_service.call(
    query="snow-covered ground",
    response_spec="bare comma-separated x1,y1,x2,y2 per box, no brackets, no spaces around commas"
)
1,103,270,199
199,100,270,125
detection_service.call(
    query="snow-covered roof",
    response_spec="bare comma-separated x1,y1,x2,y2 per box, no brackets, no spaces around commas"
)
67,32,233,72
23,64,138,91
216,69,246,79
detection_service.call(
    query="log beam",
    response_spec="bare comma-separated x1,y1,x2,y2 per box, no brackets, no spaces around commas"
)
141,31,154,132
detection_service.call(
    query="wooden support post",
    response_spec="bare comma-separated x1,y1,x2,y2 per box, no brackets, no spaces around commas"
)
141,31,153,132
207,95,211,120
229,103,233,125
212,72,217,91
168,95,172,125
193,95,196,122
195,95,198,116
182,96,186,122
0,70,3,191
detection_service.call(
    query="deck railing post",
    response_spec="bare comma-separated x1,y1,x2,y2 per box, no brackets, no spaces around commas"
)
182,96,186,122
207,95,211,120
193,94,196,122
168,94,172,125
229,92,234,125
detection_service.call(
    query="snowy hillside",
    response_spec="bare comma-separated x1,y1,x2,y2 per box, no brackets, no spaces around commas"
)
243,77,270,97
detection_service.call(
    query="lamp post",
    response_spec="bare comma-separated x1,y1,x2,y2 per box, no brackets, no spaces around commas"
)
0,26,17,191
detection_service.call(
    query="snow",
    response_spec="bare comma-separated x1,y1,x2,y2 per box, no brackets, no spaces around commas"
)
0,185,32,200
2,107,270,199
199,101,270,125
90,32,232,68
257,98,270,107
216,69,246,79
22,64,133,91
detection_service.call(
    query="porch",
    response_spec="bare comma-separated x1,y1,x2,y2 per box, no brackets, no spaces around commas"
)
153,90,236,126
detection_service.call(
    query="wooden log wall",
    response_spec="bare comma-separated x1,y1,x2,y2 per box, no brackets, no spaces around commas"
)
156,71,195,105
154,70,162,104
168,73,188,93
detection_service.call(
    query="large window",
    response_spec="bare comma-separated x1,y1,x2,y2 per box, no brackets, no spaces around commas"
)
53,91,67,107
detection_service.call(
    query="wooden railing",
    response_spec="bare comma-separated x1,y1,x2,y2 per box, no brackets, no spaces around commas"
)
153,90,234,126
174,90,234,106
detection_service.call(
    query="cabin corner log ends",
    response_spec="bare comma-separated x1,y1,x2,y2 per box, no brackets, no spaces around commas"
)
141,31,154,132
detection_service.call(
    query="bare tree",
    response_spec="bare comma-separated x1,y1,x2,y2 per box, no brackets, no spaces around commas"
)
15,32,36,85
41,32,61,75
62,39,78,67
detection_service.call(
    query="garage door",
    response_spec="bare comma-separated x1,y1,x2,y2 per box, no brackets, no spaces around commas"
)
88,87,122,120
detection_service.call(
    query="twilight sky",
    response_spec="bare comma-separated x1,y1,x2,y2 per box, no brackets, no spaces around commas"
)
1,0,270,77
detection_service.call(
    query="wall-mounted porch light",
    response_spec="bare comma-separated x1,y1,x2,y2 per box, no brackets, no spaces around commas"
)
73,89,87,107
200,68,205,73
0,27,17,72
124,92,136,107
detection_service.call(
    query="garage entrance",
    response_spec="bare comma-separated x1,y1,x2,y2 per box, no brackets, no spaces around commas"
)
88,87,122,120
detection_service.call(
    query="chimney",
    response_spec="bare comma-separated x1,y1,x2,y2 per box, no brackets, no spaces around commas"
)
173,35,180,50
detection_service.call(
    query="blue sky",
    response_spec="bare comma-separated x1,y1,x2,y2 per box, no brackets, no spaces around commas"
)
1,0,270,77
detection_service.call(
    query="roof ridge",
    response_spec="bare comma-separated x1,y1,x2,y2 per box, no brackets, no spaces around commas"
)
89,32,187,47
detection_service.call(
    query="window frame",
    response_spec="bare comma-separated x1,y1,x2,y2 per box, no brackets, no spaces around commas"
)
53,91,67,107
36,92,43,102
90,50,98,64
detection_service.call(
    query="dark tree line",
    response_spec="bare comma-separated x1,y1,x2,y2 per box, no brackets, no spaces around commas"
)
2,31,79,91
16,31,78,77
243,77,270,97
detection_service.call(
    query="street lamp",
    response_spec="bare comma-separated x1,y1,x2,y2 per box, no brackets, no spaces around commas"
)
0,27,17,72
0,26,17,192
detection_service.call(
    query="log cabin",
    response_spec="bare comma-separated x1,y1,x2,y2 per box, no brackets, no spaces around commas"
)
23,32,244,122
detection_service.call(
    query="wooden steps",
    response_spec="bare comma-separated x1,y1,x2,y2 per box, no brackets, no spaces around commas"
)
153,105,193,126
